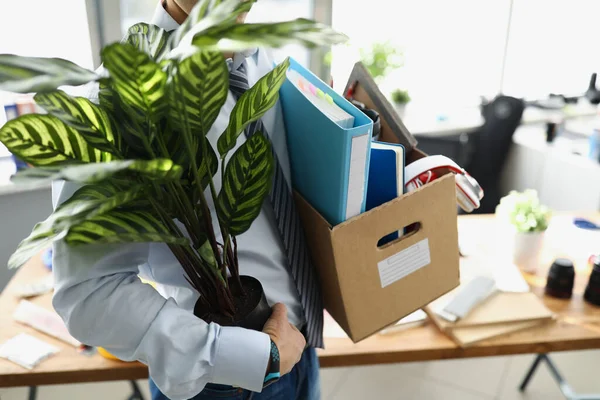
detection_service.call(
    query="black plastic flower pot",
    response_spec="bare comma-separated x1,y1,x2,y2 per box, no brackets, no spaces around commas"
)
193,275,272,332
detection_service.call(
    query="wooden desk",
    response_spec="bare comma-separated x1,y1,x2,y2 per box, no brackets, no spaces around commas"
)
1,214,600,388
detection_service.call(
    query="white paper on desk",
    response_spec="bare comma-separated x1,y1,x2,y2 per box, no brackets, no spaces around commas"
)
13,274,53,299
13,300,81,347
0,333,59,370
379,310,427,335
492,263,529,293
429,259,529,318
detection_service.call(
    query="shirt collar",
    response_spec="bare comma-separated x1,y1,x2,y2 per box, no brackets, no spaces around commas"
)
231,48,258,70
151,1,180,31
150,1,259,65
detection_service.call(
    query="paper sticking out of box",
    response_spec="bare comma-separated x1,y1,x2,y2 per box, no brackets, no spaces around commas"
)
13,300,81,347
0,333,59,370
379,309,428,335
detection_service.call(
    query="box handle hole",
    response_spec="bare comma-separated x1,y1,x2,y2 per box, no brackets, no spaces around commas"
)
377,222,422,249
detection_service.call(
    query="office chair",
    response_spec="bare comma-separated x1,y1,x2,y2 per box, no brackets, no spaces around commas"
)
464,95,525,214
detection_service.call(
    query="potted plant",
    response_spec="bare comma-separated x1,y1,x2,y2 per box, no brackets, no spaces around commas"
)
0,0,347,331
358,41,403,85
390,88,410,118
495,189,551,272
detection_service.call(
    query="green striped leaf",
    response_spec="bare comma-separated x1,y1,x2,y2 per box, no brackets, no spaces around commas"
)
217,131,273,235
169,50,229,138
0,114,104,167
166,0,255,56
34,90,121,155
125,23,172,59
7,181,144,269
192,18,348,52
98,81,116,114
25,182,143,237
217,58,289,157
196,137,218,190
113,103,151,158
198,239,218,268
8,229,66,269
0,54,99,93
102,43,167,122
10,159,182,185
65,209,188,246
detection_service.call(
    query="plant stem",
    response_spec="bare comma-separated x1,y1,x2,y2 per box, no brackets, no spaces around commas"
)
172,74,225,278
172,182,203,245
227,236,243,293
148,193,236,314
148,197,204,288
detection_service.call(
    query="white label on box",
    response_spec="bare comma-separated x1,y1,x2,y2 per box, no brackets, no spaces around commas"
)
378,239,431,288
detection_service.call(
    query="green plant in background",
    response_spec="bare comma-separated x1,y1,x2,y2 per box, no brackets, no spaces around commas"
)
0,0,347,320
495,189,551,233
391,88,410,105
359,41,403,83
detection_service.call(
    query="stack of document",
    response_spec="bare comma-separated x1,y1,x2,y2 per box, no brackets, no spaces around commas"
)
280,58,374,226
425,259,553,346
286,69,354,129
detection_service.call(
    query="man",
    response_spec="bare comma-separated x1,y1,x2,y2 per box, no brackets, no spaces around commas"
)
51,0,324,399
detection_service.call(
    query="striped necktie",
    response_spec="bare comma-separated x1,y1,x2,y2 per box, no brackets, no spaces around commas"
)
228,59,324,348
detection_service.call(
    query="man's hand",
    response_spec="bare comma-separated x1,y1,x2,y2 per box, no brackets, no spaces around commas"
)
262,303,306,376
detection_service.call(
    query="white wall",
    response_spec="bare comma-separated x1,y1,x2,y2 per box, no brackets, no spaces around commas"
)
0,188,52,291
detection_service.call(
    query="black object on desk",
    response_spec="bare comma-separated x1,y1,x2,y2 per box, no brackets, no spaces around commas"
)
545,258,575,299
584,260,600,306
585,73,600,105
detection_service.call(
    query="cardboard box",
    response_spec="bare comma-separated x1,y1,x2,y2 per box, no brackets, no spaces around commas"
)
295,168,460,342
291,62,461,342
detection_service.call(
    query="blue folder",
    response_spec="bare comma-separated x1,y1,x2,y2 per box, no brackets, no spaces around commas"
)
280,58,373,226
365,141,406,245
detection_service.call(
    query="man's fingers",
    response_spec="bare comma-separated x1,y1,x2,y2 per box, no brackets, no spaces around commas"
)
270,303,288,320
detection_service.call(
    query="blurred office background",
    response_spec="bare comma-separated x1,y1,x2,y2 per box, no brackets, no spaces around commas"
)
1,0,600,286
1,1,600,399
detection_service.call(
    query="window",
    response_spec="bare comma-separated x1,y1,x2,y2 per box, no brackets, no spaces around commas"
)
0,0,94,157
329,0,511,116
502,0,600,100
121,0,159,35
244,0,314,68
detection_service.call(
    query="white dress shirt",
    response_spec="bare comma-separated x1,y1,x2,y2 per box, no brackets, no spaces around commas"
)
51,4,304,399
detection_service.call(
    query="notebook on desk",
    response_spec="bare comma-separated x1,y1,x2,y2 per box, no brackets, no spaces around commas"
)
424,259,554,347
280,58,373,226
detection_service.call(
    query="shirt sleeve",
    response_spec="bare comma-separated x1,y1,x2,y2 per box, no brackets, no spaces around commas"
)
51,181,271,399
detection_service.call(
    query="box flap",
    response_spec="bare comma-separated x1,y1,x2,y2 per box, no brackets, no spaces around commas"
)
344,62,418,150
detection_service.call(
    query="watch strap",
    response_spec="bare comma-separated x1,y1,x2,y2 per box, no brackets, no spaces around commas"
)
263,340,281,387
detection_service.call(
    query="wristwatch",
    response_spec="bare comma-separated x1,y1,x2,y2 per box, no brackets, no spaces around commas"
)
263,339,281,387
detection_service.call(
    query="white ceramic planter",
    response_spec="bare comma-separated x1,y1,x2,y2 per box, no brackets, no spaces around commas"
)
511,230,545,273
394,103,407,119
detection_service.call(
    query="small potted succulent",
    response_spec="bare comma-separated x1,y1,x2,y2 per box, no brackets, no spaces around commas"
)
0,0,347,331
390,88,410,118
495,189,551,272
